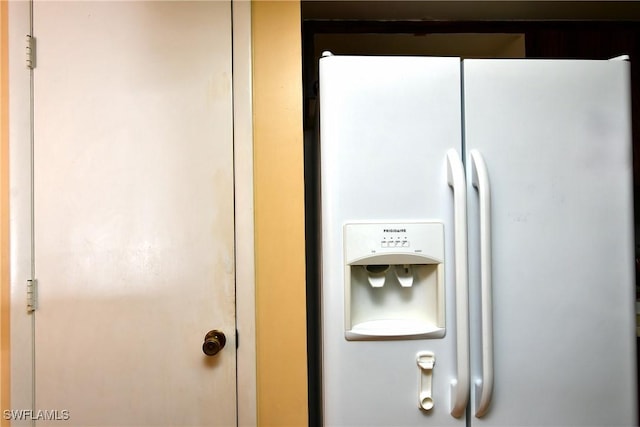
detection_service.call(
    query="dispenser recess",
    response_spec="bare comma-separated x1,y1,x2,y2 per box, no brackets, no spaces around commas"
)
344,223,445,340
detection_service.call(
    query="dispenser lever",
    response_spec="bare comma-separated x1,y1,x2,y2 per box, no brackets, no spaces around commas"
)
365,264,389,288
417,351,435,411
395,264,414,287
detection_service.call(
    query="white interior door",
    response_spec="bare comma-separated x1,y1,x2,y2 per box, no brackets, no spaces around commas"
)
18,2,235,425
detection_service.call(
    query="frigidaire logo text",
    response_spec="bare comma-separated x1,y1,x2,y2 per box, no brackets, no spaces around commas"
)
383,228,406,233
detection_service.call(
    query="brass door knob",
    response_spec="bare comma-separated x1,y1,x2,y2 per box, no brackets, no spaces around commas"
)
202,330,226,356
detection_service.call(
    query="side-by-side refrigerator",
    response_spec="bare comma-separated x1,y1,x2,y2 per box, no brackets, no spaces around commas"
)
318,54,637,426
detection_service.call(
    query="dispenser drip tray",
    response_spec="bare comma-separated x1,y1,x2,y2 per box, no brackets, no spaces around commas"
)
349,319,444,339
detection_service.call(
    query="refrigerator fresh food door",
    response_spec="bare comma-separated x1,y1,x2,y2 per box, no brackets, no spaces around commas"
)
319,54,467,426
463,58,637,426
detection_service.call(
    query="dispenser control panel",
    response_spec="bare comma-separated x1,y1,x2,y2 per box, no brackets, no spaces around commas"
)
381,233,409,248
380,226,409,247
344,222,444,263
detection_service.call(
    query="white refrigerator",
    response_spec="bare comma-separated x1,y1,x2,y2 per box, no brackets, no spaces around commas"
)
318,54,637,426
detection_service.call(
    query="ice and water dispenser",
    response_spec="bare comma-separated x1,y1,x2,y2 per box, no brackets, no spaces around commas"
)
344,222,445,340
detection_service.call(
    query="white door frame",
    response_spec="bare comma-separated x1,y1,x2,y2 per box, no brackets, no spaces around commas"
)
232,1,257,425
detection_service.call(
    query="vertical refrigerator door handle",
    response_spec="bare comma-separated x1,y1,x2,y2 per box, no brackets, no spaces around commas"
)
470,150,494,418
446,149,470,418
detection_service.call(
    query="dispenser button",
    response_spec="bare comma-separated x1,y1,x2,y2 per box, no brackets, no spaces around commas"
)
381,241,388,248
402,241,410,247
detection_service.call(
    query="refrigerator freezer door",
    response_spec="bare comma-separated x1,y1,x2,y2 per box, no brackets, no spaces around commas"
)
463,59,637,426
320,55,465,426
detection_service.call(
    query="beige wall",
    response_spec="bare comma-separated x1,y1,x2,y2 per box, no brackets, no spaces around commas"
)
0,1,9,425
251,1,308,425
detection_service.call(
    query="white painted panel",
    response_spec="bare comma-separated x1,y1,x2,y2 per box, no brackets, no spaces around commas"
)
30,2,235,426
320,55,465,427
463,59,637,426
